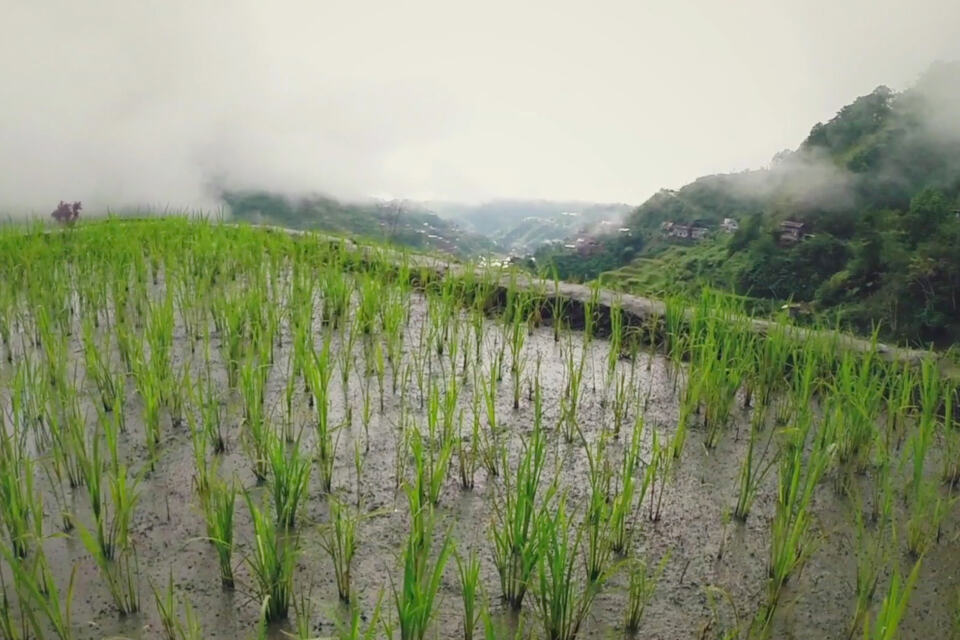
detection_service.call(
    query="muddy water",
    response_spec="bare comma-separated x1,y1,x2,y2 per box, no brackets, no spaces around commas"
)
3,293,958,640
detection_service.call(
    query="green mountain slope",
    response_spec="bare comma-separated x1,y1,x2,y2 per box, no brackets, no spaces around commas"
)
538,62,960,346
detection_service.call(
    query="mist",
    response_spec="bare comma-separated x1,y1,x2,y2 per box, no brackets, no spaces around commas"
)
3,0,960,215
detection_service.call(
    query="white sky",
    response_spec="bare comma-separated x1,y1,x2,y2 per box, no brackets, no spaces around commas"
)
2,0,959,212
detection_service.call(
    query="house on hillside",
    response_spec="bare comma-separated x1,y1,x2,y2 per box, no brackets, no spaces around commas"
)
779,220,807,244
721,218,739,233
662,221,708,241
576,236,603,256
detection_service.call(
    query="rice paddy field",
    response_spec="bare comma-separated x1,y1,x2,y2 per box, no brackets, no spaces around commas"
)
0,218,957,640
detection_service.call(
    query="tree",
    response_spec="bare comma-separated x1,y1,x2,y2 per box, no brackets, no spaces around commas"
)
51,201,81,225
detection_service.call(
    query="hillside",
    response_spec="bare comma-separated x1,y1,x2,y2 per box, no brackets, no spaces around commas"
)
539,62,960,346
222,190,496,257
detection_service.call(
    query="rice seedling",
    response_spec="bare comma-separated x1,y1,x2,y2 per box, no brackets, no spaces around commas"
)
646,430,670,523
457,409,479,491
244,493,297,622
862,557,922,640
319,495,358,603
152,569,180,640
0,413,41,558
732,411,777,522
0,543,76,640
306,337,336,492
506,292,529,411
332,591,383,640
623,552,670,636
610,415,648,554
610,369,630,438
532,497,603,640
491,419,554,609
392,486,453,640
559,335,586,443
582,433,613,583
74,520,141,615
410,425,453,508
240,356,273,482
82,319,118,412
195,472,237,590
477,364,502,477
761,409,833,630
848,491,891,639
455,549,482,640
267,432,312,529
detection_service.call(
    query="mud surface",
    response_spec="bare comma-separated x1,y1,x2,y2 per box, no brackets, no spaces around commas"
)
3,291,958,640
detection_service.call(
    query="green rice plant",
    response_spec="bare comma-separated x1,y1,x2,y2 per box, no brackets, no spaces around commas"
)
0,413,40,558
200,476,236,589
610,415,648,554
941,380,960,486
848,491,891,640
491,419,555,609
457,409,479,490
74,520,141,615
199,372,225,454
861,557,922,640
904,481,949,557
106,463,140,559
455,549,482,640
610,370,630,438
506,293,528,411
559,335,586,443
152,569,180,640
165,366,190,430
333,591,383,640
532,497,602,640
624,552,670,636
762,412,832,630
392,488,453,640
582,433,613,583
0,543,76,640
382,288,408,395
188,411,212,498
322,264,351,329
747,322,793,411
306,337,336,492
831,351,885,474
267,432,312,529
319,495,358,603
733,411,778,522
176,598,205,640
244,493,297,622
339,316,360,425
410,426,453,508
606,297,624,383
82,319,118,412
477,364,501,477
239,357,270,482
646,430,670,523
133,358,163,468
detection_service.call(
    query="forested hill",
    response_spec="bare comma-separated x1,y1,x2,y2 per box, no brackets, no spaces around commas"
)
222,190,494,257
538,62,960,346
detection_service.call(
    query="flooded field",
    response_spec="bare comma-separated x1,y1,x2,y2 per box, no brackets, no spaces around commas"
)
0,220,956,640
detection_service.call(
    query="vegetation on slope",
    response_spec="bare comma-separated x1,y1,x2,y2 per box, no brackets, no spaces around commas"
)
538,62,960,346
222,190,495,257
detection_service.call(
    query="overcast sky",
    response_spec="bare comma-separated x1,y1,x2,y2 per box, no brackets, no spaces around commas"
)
3,0,959,213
